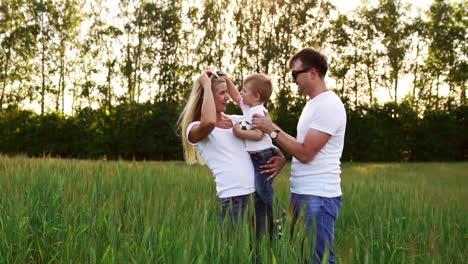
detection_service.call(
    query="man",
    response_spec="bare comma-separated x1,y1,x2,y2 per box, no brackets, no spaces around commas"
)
252,47,346,264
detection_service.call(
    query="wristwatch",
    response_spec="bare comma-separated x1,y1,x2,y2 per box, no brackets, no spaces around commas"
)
269,129,281,139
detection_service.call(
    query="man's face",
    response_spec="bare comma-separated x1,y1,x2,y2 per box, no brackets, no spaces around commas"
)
291,59,313,95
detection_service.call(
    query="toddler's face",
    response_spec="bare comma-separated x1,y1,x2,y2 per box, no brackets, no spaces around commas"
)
241,82,258,106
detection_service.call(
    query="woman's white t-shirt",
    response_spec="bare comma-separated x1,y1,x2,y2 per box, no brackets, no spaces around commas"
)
187,121,255,198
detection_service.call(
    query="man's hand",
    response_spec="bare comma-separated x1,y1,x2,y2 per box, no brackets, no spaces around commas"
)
252,110,276,134
260,150,287,181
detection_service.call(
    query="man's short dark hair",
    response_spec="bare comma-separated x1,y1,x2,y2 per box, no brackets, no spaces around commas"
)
289,48,328,79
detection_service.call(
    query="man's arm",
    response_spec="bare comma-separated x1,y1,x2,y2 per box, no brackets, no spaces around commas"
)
274,127,330,163
252,113,331,163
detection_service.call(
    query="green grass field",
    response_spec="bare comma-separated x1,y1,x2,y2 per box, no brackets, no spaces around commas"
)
0,155,466,263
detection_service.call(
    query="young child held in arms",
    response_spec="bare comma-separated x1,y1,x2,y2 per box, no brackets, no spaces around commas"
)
221,72,282,238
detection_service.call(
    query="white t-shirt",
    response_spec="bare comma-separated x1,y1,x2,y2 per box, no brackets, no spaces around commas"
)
187,121,255,198
240,99,275,152
290,90,346,198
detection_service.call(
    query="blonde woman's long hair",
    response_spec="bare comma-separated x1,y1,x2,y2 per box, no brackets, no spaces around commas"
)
177,76,226,164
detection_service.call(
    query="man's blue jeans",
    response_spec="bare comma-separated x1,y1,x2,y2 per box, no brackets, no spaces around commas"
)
290,193,342,264
250,147,280,238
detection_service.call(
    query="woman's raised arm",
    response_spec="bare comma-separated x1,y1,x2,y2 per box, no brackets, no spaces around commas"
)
188,74,216,143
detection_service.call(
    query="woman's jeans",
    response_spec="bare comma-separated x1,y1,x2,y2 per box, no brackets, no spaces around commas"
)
290,193,342,264
250,147,280,238
220,194,252,224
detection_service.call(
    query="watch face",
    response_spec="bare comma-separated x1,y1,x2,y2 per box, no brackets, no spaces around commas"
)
270,131,278,139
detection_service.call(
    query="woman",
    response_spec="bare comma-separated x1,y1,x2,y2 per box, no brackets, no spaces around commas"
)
178,72,285,226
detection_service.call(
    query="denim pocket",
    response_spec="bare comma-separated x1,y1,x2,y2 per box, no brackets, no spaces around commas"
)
322,197,341,220
221,198,231,208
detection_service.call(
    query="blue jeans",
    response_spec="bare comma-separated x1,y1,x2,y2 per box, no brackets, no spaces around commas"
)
250,147,280,238
220,194,252,224
290,193,342,264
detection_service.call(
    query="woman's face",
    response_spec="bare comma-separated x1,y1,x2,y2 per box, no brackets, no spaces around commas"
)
213,83,230,113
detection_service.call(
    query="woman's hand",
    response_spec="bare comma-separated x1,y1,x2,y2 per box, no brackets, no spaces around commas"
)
217,71,228,78
260,149,287,181
198,73,211,88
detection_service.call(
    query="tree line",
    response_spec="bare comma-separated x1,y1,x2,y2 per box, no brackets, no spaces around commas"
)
0,0,466,161
0,102,465,161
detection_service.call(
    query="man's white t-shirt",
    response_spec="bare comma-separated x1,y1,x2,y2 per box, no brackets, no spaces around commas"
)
187,121,255,198
290,90,346,198
240,99,275,152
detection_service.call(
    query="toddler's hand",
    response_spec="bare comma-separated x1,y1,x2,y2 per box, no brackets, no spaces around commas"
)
232,123,242,137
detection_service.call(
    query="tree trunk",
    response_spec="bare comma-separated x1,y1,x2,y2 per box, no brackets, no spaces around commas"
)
436,74,440,110
353,52,358,108
41,46,46,115
57,51,65,113
71,84,76,116
461,81,466,105
341,78,345,98
367,67,373,105
394,71,398,105
412,41,420,108
0,49,10,110
135,28,142,103
40,12,46,116
447,82,452,111
61,54,66,114
255,15,260,72
126,31,133,102
106,59,114,109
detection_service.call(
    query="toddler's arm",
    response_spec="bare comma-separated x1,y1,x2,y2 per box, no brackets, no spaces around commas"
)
223,75,242,106
233,124,264,141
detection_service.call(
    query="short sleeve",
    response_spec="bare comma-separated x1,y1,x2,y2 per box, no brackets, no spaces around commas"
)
308,103,341,136
239,98,250,115
241,103,266,124
251,105,267,117
229,115,244,124
186,121,201,145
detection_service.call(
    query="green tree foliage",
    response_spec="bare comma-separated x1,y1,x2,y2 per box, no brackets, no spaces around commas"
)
51,0,82,114
0,0,38,110
29,0,59,115
232,0,276,83
0,0,466,161
0,102,465,161
192,0,230,70
422,0,467,110
270,0,336,136
0,101,182,160
325,14,353,103
367,0,413,105
143,0,185,103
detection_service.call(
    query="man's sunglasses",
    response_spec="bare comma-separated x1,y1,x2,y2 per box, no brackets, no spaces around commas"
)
291,68,311,81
